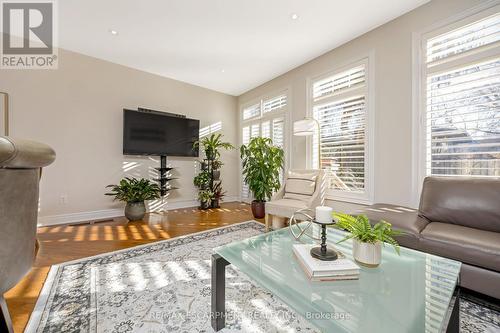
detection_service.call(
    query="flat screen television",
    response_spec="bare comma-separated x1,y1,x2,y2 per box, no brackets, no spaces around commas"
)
123,109,199,157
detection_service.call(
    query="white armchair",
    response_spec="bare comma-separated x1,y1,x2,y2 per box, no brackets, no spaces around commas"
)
265,169,325,231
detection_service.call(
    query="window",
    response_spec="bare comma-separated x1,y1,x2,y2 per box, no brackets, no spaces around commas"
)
310,59,373,203
421,10,500,179
240,91,289,200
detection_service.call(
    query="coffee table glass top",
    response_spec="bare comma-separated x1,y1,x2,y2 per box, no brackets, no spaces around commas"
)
214,224,461,333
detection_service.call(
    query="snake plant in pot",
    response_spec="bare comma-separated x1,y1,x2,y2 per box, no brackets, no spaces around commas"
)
240,137,284,218
105,177,161,221
333,213,402,267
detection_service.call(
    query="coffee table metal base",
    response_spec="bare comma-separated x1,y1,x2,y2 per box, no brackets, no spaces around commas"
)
211,253,229,331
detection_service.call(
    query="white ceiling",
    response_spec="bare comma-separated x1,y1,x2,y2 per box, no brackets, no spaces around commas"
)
58,0,430,96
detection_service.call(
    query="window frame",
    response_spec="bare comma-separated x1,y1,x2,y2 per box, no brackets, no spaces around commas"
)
238,88,292,202
306,54,375,205
412,2,500,206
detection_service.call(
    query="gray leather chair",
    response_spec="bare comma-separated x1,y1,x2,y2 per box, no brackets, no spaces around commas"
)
359,176,500,300
0,137,55,333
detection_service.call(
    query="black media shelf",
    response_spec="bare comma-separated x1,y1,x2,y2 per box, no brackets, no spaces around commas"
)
157,155,177,197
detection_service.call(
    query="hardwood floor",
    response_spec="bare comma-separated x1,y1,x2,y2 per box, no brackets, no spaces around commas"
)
5,202,259,333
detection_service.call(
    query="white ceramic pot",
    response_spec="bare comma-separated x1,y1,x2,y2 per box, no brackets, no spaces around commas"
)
272,216,286,230
352,239,382,267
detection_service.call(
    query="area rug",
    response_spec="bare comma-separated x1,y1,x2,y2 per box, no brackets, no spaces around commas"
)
25,221,500,333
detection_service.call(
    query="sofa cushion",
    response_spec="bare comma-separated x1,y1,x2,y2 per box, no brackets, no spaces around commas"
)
420,222,500,272
419,177,500,233
283,171,317,202
358,204,428,249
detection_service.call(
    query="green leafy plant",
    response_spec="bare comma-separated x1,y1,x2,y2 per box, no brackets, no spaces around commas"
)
240,137,284,202
198,189,214,203
105,177,161,203
333,213,402,255
194,171,211,188
193,133,234,160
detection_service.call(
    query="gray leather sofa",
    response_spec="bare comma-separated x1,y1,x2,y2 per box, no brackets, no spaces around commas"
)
0,136,55,333
359,176,500,300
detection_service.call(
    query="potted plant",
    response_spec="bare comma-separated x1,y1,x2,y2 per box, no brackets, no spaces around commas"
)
193,133,234,160
240,137,284,218
194,171,211,189
211,160,223,180
198,189,213,209
333,213,401,267
105,177,161,221
211,181,226,208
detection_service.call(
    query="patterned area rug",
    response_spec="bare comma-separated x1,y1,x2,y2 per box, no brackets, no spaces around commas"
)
25,221,500,333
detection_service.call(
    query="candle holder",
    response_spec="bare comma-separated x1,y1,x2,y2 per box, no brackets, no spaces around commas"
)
310,219,338,261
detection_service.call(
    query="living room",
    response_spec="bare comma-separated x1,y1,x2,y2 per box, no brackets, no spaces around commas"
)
0,0,499,332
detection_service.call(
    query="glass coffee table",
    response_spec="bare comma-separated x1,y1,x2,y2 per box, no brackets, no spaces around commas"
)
211,225,461,333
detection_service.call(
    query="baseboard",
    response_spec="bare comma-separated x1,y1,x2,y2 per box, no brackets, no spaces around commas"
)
37,196,242,227
37,209,124,227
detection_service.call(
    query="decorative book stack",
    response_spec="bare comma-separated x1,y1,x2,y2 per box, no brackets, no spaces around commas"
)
293,244,360,281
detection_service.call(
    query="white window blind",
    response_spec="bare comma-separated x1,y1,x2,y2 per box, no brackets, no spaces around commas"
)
312,63,368,194
424,13,500,178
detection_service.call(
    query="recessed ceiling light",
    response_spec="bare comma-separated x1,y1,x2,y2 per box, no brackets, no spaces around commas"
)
109,29,118,35
221,69,225,73
291,13,299,20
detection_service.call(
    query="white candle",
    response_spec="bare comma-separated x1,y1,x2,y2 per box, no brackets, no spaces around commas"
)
315,206,333,224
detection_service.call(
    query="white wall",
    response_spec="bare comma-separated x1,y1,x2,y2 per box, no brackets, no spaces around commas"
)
0,48,239,225
237,0,485,212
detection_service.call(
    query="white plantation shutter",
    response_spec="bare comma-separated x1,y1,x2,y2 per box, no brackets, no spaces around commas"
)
427,13,500,66
242,126,250,145
314,96,366,191
263,94,287,114
312,62,369,194
240,91,289,200
243,103,261,120
424,12,500,178
261,121,271,138
313,65,365,100
272,117,285,148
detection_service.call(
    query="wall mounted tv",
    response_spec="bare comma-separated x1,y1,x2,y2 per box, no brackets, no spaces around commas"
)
123,109,200,157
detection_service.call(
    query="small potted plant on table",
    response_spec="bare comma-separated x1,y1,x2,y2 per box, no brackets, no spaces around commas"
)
105,177,161,221
333,213,401,267
240,137,284,219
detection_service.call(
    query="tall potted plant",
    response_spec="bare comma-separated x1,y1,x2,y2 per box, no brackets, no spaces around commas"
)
240,137,284,218
105,177,161,221
333,213,401,267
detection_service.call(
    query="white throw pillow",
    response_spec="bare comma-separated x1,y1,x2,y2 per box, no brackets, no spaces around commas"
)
283,171,317,201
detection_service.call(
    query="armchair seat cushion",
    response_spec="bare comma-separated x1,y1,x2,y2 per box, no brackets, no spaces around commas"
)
266,199,308,218
420,222,500,272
